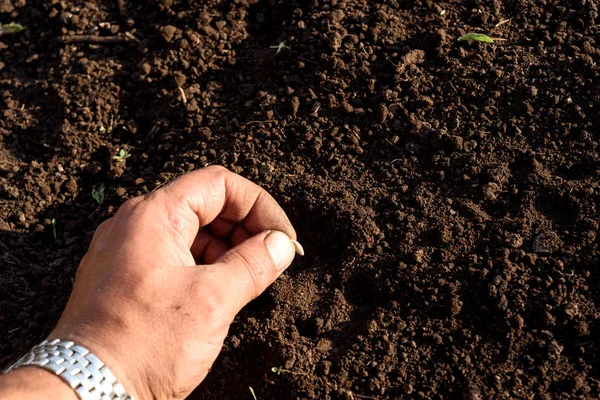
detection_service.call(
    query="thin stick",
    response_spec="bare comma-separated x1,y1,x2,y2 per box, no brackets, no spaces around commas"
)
60,32,138,44
297,56,322,66
353,394,379,400
494,9,525,29
243,120,275,126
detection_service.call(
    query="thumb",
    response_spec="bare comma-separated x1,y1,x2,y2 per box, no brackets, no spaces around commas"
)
213,230,300,310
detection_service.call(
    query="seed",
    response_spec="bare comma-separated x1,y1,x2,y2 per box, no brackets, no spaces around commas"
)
291,240,305,256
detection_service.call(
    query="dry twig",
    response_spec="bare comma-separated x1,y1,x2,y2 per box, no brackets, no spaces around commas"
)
60,32,139,44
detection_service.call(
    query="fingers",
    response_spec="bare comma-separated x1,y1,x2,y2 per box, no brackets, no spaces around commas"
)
190,230,230,264
210,230,296,310
158,166,297,247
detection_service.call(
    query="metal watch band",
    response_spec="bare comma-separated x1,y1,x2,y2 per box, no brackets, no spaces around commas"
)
3,338,134,400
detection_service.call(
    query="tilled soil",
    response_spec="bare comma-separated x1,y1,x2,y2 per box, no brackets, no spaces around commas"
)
1,0,600,398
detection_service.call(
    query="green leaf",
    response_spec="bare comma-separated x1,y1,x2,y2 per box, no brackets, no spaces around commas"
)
51,218,57,240
112,148,130,161
457,33,494,43
2,23,24,33
92,183,105,205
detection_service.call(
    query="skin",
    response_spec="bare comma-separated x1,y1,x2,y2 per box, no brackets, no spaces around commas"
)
0,166,300,400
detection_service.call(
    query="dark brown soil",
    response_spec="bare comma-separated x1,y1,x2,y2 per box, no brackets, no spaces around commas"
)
2,0,600,398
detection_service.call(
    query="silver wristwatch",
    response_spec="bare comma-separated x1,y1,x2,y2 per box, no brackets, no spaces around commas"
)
3,339,134,400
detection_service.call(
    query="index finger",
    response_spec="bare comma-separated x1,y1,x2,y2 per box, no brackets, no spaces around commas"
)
159,165,297,246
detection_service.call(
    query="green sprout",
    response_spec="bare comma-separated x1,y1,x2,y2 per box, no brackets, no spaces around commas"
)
271,366,307,376
92,183,105,204
51,218,57,240
271,366,283,375
270,41,286,54
99,113,117,134
457,33,494,43
249,387,258,400
1,23,24,34
112,148,131,162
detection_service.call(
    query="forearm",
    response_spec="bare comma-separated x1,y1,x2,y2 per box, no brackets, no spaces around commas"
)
0,367,78,400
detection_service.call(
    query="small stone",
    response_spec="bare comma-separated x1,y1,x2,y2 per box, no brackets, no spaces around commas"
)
482,182,501,201
376,104,389,124
173,71,186,87
140,63,152,75
331,10,345,22
402,49,426,65
449,295,463,316
290,96,300,117
505,234,523,248
186,99,199,113
528,86,538,97
0,0,15,13
65,177,78,195
513,314,525,331
160,25,178,43
259,164,272,175
403,383,413,395
449,135,464,151
411,249,425,263
328,32,342,51
547,340,563,356
463,386,482,400
564,303,579,319
318,360,332,375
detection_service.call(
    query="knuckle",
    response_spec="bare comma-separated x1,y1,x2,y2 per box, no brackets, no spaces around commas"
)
93,218,111,236
204,165,228,176
165,195,195,238
118,196,144,215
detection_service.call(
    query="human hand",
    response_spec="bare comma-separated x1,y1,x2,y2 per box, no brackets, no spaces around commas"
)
47,166,302,399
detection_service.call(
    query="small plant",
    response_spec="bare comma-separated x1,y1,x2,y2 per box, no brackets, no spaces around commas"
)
0,23,24,34
249,387,258,400
51,218,57,240
271,366,307,376
92,183,105,204
99,113,117,133
271,366,283,375
457,33,494,43
270,41,286,54
112,148,131,162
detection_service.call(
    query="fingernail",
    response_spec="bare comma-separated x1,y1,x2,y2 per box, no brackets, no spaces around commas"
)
291,240,305,256
264,230,296,272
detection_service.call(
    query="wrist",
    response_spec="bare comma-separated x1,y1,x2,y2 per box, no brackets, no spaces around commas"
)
0,367,78,400
46,327,150,400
